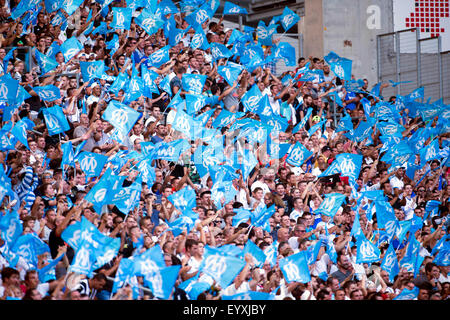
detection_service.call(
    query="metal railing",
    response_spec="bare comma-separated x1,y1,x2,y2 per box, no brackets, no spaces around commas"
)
377,28,447,103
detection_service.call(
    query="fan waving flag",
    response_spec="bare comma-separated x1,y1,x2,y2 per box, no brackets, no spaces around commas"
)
110,7,132,30
356,235,381,264
135,8,164,36
315,193,346,217
60,37,83,62
199,253,246,289
279,251,311,283
35,50,58,75
223,1,248,15
210,42,232,62
42,106,70,136
102,100,141,135
324,51,353,81
76,151,108,178
80,60,106,82
167,185,197,212
285,142,313,167
182,73,207,95
279,6,300,32
32,85,61,102
217,63,243,87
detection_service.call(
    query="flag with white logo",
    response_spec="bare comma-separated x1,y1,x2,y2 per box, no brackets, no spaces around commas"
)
42,105,70,135
102,100,141,135
76,151,108,177
279,250,311,283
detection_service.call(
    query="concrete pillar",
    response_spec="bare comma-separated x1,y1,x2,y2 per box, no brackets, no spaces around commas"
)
299,0,324,59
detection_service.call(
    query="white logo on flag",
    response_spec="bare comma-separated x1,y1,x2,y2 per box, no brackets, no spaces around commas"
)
75,246,91,270
141,17,156,30
283,261,300,281
0,83,9,99
191,33,203,49
116,11,125,27
80,155,98,173
45,113,59,130
282,14,294,28
94,188,107,203
195,9,209,25
360,240,376,259
188,78,203,94
340,157,356,176
321,196,337,213
87,64,97,78
246,95,260,109
334,64,345,78
289,147,304,164
204,255,226,276
112,109,129,128
257,26,268,39
151,50,166,64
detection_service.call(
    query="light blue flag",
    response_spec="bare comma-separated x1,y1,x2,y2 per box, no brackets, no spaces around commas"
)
135,8,164,36
178,276,211,300
184,5,212,30
256,20,276,46
105,33,120,56
45,0,63,13
69,239,97,277
380,243,400,282
251,205,275,233
141,64,160,97
393,286,419,300
315,193,346,218
306,240,322,266
267,138,291,160
38,253,64,283
144,265,181,299
336,112,353,133
378,119,405,137
11,117,34,149
42,105,70,136
92,21,110,35
182,73,206,95
108,71,129,95
336,153,363,183
61,141,75,169
110,7,132,30
285,142,313,167
114,179,142,215
431,235,449,256
375,200,398,242
350,212,364,240
147,45,170,68
136,157,156,186
324,51,352,81
240,148,258,181
102,100,141,135
0,74,19,106
308,119,327,137
172,108,195,139
232,208,251,227
279,6,300,31
279,251,311,283
218,63,243,87
395,220,412,244
61,0,83,15
190,27,210,50
227,29,250,45
405,87,424,102
124,68,145,103
210,180,237,209
150,139,191,162
344,120,373,143
167,211,197,237
35,50,58,75
32,85,61,102
272,42,296,67
292,108,313,134
11,234,50,268
355,235,381,264
420,139,441,167
0,210,23,249
242,241,267,268
185,94,207,115
159,74,172,96
80,60,105,82
199,253,246,289
76,151,108,177
210,42,232,62
167,185,197,212
241,84,263,113
112,258,139,294
433,246,450,267
60,37,83,62
223,1,248,15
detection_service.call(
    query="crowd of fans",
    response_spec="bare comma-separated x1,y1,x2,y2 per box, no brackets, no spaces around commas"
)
0,0,448,301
